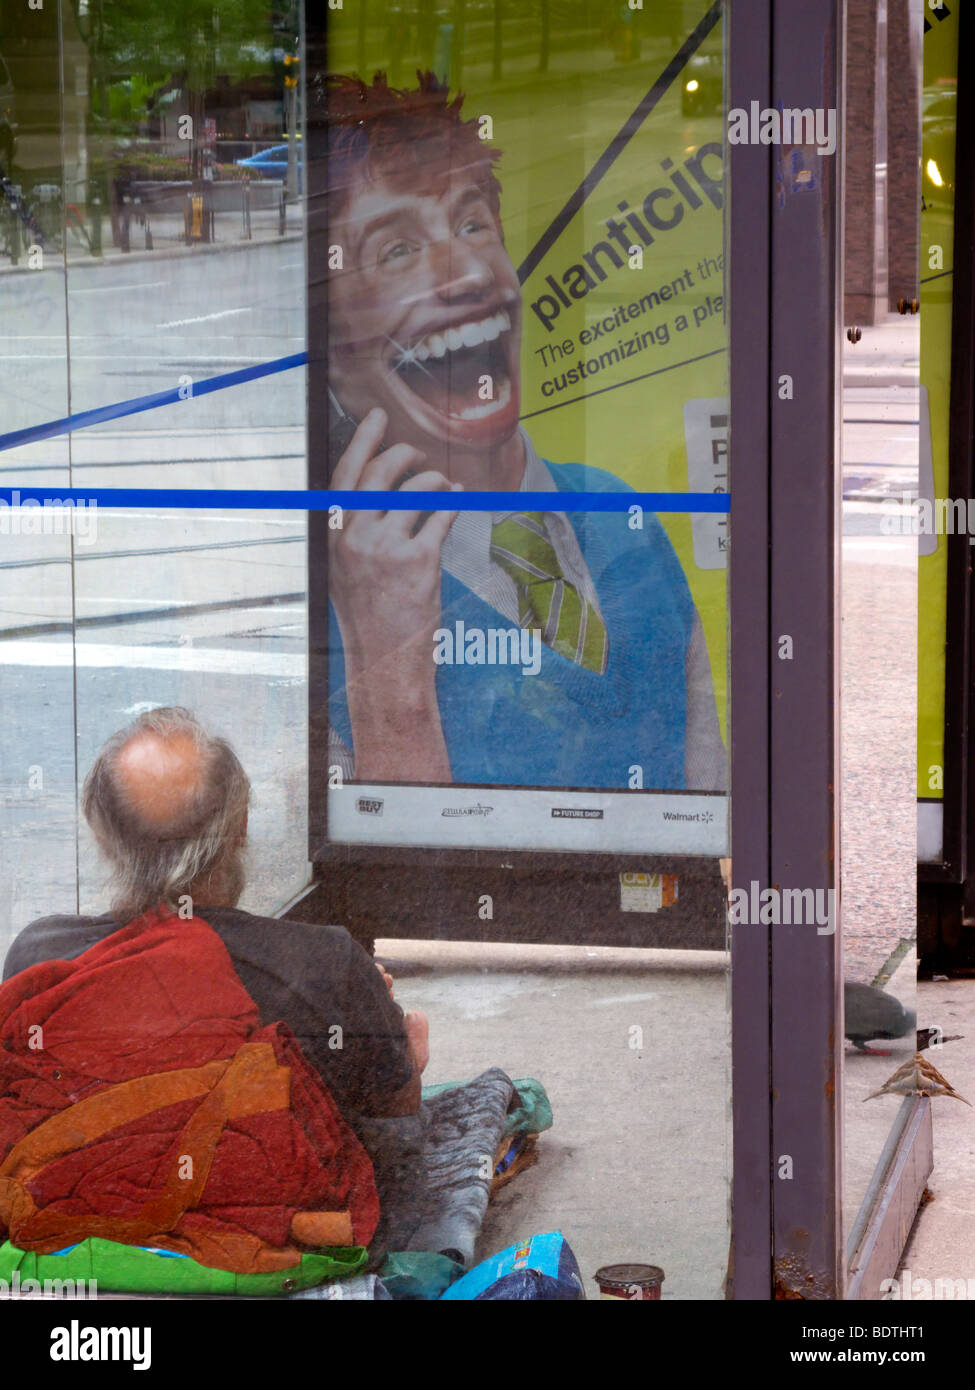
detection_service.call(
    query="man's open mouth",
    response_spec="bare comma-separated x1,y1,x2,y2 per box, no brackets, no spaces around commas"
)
389,310,514,422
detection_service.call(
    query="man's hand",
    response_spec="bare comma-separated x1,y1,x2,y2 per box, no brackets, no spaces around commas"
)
328,407,460,783
367,999,430,1117
374,963,429,1078
403,1008,429,1074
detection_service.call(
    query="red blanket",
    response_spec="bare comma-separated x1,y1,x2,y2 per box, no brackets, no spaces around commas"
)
0,910,379,1273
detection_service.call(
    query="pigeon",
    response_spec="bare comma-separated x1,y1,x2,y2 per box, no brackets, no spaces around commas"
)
845,982,916,1055
864,1053,972,1106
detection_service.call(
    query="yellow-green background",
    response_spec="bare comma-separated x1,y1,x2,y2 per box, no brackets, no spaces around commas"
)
918,4,958,802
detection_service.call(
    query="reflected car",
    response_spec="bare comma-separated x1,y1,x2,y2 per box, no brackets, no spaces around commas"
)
921,83,956,217
235,143,303,190
0,53,17,173
682,52,722,117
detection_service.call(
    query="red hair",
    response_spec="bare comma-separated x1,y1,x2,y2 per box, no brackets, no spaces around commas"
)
316,71,503,219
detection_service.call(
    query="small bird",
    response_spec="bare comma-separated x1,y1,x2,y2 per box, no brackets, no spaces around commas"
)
864,1053,972,1106
845,982,916,1055
917,1027,964,1052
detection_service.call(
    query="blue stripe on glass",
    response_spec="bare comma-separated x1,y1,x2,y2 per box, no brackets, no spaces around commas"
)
0,487,729,512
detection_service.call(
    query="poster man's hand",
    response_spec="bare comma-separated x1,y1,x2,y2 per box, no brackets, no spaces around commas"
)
329,407,459,782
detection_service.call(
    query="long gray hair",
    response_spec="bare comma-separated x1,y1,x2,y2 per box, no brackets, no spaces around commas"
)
81,707,251,920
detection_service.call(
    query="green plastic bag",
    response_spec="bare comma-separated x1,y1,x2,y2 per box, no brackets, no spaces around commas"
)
378,1250,464,1301
0,1237,367,1297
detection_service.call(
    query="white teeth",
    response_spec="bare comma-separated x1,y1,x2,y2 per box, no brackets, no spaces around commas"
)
454,376,512,420
400,311,511,365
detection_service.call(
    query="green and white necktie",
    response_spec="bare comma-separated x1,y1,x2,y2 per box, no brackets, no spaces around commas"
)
490,512,609,674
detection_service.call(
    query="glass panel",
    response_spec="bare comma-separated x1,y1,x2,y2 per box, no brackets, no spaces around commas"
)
62,1,307,480
2,5,312,935
917,0,957,865
0,0,75,948
65,3,312,919
319,1,732,1296
71,506,310,919
841,0,921,1251
1,0,734,1304
841,368,920,1235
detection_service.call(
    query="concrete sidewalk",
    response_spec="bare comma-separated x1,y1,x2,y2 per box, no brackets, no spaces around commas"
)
380,935,975,1300
839,311,975,1297
842,313,920,389
378,937,731,1301
844,947,917,1243
896,977,975,1293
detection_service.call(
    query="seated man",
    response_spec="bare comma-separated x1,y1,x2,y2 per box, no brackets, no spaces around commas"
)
3,705,429,1136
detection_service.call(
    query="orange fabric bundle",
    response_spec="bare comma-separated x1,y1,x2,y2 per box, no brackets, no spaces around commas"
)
0,910,379,1273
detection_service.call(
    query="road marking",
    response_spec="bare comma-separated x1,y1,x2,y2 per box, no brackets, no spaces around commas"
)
590,991,660,1007
44,597,305,607
156,307,251,329
69,281,168,295
0,640,305,676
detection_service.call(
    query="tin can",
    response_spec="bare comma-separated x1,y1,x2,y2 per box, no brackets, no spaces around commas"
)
594,1264,665,1300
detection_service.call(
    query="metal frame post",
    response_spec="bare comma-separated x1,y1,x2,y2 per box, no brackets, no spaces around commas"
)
768,0,845,1300
728,0,774,1302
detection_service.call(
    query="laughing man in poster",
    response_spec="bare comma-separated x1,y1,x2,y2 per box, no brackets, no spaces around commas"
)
322,72,725,793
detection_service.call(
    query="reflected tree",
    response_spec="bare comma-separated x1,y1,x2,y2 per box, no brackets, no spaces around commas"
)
68,0,290,174
539,0,550,73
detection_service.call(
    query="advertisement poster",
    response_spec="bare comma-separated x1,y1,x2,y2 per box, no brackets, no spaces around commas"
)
321,3,729,855
917,0,958,863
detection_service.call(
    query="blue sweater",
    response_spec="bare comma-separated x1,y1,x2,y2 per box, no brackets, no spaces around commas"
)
328,461,695,790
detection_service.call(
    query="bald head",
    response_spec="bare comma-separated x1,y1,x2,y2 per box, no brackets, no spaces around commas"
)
115,729,211,835
82,708,250,918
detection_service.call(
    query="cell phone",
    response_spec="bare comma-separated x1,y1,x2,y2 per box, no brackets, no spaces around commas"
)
327,390,421,493
327,387,359,480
